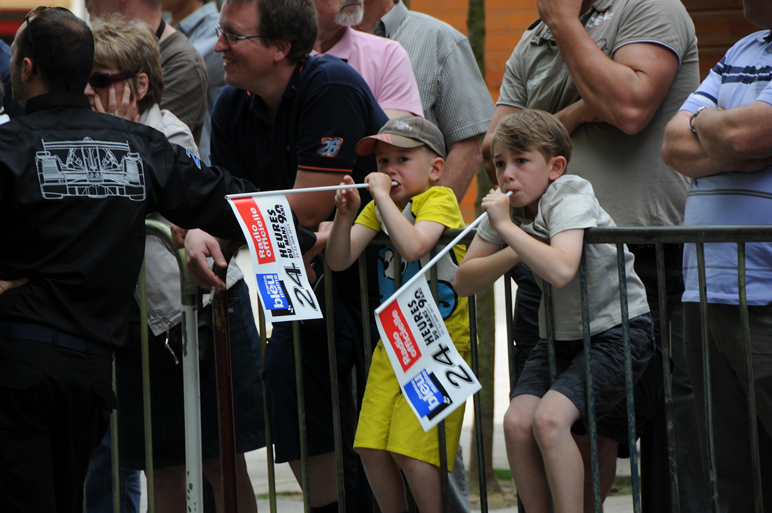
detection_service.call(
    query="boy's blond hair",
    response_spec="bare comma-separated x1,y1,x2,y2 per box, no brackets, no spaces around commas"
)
492,109,572,164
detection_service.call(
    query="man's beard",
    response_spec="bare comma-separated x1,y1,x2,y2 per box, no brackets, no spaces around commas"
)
335,2,364,27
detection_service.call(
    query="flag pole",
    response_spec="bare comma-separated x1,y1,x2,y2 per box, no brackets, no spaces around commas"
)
227,182,397,200
375,191,512,315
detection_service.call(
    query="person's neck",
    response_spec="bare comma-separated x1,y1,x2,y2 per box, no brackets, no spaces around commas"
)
169,0,203,25
314,24,347,54
355,0,394,33
255,62,296,121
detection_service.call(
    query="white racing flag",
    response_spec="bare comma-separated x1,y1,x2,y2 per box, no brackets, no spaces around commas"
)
227,194,322,323
375,274,481,431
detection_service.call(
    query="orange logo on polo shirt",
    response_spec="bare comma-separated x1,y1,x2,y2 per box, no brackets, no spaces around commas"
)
317,137,343,157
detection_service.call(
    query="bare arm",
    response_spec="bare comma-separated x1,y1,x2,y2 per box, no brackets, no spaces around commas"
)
662,110,772,178
537,0,679,135
384,109,414,119
289,168,349,230
0,278,27,295
367,173,447,262
483,105,522,183
692,101,772,163
482,190,583,288
454,234,520,297
437,135,484,201
326,176,378,271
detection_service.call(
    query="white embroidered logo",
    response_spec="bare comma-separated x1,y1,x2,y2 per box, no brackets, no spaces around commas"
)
36,137,146,200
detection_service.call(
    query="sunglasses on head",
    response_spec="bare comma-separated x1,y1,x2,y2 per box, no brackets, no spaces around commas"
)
25,6,71,59
88,72,136,89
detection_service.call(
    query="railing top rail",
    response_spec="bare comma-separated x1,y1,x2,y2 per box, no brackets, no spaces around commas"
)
370,225,772,248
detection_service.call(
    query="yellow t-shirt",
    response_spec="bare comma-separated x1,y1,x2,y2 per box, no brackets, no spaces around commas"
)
355,186,470,351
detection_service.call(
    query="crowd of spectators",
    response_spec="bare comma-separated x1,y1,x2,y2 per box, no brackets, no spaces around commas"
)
1,0,770,511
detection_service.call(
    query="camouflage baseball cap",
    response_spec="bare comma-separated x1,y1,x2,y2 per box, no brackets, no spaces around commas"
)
356,116,445,157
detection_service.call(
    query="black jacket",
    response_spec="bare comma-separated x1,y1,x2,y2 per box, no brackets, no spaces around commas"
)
0,91,255,347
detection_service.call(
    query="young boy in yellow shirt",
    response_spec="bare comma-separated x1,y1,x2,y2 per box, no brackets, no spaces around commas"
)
326,116,469,513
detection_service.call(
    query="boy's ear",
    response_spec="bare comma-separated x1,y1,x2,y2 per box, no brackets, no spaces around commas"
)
548,155,567,181
429,156,444,182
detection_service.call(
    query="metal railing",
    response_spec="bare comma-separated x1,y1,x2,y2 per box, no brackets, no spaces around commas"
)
97,222,769,513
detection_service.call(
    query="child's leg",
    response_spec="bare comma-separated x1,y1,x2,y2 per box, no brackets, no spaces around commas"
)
503,394,552,513
573,433,619,513
532,390,584,513
392,453,442,513
358,448,408,513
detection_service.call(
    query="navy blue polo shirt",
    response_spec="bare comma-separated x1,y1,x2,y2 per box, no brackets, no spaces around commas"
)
210,54,387,203
210,54,388,299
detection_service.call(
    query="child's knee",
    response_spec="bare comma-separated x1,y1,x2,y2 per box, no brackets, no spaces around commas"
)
532,406,570,446
503,403,534,445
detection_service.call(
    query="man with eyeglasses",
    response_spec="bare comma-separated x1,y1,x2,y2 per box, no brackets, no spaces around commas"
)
0,8,256,513
86,0,208,149
178,0,389,510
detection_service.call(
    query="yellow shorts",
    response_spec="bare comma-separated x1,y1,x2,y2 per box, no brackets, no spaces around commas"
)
353,341,469,471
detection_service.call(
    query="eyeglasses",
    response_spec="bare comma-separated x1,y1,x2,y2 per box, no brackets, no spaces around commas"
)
215,26,264,45
88,72,136,89
25,6,71,59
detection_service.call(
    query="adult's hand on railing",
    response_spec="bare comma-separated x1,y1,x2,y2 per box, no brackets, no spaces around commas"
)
170,224,189,250
184,229,228,291
0,278,27,294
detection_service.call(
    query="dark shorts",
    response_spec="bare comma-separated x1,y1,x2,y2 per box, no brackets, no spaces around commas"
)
512,314,656,448
116,280,266,469
262,268,367,464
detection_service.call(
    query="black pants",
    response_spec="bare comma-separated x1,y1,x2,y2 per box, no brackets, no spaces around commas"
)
0,338,114,513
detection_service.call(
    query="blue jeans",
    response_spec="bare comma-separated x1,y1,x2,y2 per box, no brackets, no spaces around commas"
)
85,430,141,513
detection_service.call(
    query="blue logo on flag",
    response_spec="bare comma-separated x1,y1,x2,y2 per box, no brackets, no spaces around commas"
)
404,369,452,419
256,273,294,315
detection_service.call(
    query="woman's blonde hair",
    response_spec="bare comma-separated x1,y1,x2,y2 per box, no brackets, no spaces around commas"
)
91,14,164,114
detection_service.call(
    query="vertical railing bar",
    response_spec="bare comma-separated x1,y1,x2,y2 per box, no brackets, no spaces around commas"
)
504,272,516,395
579,249,602,513
398,249,413,512
293,320,311,512
212,261,238,513
357,252,380,513
111,359,120,513
656,243,680,512
469,294,488,513
696,243,720,513
358,253,373,374
504,272,525,513
138,259,157,513
616,244,641,513
737,242,764,513
323,259,346,513
429,248,450,513
544,283,557,385
257,301,278,513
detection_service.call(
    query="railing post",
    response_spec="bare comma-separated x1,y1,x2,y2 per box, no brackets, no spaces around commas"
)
212,259,238,512
257,302,278,513
695,243,721,513
656,243,680,512
468,294,488,513
737,242,764,513
615,244,641,513
579,249,602,513
322,259,346,512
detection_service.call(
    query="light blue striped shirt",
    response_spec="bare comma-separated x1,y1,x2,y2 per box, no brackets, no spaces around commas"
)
681,30,772,305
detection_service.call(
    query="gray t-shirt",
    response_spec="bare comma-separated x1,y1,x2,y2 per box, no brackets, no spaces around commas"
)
160,30,208,146
497,0,698,227
476,175,650,339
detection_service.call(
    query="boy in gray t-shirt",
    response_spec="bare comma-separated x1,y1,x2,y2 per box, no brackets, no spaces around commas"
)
455,110,654,512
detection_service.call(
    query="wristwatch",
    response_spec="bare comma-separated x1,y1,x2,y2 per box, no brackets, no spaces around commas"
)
689,106,708,134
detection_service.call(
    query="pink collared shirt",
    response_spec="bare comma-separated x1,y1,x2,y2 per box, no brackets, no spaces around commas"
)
312,27,424,117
